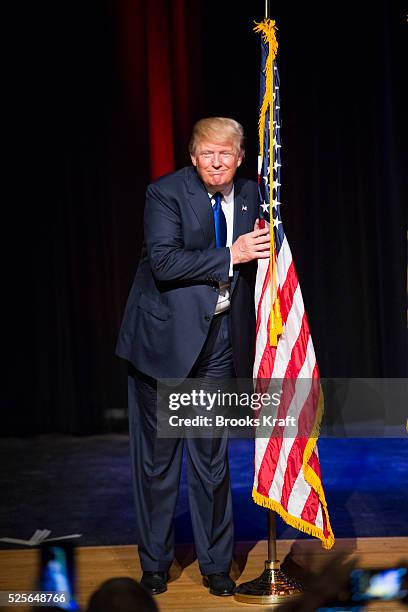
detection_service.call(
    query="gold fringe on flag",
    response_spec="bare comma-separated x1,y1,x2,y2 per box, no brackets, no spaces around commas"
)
254,19,283,347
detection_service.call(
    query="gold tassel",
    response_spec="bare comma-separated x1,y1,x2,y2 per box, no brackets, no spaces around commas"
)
254,19,279,159
254,19,282,347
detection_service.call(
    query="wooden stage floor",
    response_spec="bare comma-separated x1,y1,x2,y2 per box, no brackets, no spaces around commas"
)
0,537,406,611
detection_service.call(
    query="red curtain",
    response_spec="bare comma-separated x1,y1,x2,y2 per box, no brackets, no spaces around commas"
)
117,0,202,180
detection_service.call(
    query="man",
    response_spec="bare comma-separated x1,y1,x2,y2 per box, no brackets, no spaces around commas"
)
116,117,269,596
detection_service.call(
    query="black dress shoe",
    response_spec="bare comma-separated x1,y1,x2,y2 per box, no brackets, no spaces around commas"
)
203,573,235,596
140,571,168,595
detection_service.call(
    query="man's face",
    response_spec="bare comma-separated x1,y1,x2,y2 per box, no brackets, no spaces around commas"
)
190,140,243,193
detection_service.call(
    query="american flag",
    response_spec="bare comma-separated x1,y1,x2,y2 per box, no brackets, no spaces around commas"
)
253,19,334,549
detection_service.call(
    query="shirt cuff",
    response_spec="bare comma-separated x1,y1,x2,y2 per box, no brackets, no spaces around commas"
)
228,247,234,277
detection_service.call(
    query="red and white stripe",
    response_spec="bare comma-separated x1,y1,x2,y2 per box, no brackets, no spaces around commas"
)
253,235,334,549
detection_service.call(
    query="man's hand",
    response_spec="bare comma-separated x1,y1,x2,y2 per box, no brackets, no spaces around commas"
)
230,219,270,265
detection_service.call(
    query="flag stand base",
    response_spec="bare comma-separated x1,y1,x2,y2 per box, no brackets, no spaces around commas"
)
234,511,302,604
234,559,302,605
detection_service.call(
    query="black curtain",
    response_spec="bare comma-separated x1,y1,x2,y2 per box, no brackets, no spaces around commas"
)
3,0,406,435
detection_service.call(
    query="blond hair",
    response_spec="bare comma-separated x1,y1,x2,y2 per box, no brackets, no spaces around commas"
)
189,117,245,155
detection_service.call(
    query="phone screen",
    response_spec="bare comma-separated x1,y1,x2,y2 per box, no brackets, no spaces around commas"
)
350,567,408,602
37,542,80,610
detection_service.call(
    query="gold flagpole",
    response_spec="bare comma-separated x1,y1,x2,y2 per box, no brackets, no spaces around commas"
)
234,2,302,604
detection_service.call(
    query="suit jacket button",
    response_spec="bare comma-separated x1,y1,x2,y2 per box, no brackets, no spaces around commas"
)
204,314,211,321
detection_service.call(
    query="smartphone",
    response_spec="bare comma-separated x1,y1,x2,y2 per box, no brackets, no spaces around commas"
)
349,566,408,603
37,541,80,610
318,565,408,610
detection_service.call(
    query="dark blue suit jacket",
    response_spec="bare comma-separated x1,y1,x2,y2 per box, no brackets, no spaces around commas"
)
116,165,258,379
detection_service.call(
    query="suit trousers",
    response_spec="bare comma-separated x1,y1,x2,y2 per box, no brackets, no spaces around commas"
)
127,311,235,575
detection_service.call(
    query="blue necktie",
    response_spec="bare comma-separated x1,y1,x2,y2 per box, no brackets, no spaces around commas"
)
211,192,227,248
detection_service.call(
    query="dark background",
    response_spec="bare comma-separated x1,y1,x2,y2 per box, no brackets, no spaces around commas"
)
3,0,407,435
